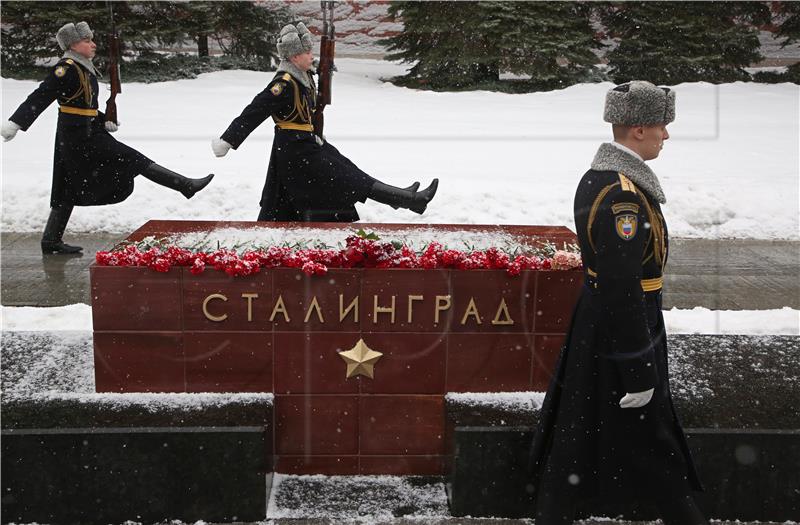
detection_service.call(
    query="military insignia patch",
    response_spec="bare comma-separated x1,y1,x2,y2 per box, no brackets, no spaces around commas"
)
612,202,640,214
616,214,638,240
54,66,66,78
270,82,284,96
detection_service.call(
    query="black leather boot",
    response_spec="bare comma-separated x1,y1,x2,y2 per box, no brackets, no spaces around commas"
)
369,179,438,215
390,181,420,210
41,205,83,254
142,163,214,199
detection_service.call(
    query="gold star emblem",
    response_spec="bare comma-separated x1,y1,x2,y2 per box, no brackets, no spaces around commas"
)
338,338,383,379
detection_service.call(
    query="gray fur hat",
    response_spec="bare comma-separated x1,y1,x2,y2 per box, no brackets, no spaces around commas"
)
56,21,93,51
603,81,676,126
276,23,314,60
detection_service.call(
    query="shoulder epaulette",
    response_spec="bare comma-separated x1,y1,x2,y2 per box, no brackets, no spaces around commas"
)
281,73,292,81
618,172,637,193
64,58,75,65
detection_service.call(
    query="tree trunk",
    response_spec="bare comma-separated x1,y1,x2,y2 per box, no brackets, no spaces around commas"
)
197,33,209,57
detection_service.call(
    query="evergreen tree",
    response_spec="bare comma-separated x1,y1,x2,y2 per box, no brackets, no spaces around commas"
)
383,2,500,89
1,2,107,70
497,1,601,88
383,1,601,91
774,1,800,82
600,1,771,85
775,1,800,43
212,1,290,66
1,1,290,76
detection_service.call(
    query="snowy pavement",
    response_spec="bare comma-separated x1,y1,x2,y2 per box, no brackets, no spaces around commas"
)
2,59,798,239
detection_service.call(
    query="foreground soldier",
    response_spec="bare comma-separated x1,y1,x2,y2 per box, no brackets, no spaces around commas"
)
528,82,708,525
1,22,214,254
212,23,438,222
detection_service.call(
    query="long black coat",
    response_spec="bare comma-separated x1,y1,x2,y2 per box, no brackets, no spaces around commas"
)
529,169,702,502
221,70,374,222
9,57,152,207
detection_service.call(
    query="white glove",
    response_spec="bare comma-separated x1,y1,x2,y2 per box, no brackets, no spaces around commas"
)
104,120,120,132
619,388,654,409
211,138,232,157
2,120,21,142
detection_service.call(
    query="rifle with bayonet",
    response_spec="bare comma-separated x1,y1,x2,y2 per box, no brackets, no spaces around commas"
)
313,0,335,137
105,1,121,125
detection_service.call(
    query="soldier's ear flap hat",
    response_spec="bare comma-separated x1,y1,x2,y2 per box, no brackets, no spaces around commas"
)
276,22,314,60
56,21,93,51
603,80,675,126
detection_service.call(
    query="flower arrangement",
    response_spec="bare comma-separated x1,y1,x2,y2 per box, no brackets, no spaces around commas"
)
96,231,582,277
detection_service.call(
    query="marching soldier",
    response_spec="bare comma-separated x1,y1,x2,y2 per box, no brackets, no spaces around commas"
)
528,82,708,524
1,22,214,254
211,23,438,222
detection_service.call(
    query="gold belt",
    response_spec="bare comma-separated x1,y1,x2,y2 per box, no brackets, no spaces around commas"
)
586,267,663,292
59,106,98,117
276,122,313,132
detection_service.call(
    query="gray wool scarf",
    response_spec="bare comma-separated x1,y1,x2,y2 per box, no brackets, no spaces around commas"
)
590,142,666,203
61,50,102,77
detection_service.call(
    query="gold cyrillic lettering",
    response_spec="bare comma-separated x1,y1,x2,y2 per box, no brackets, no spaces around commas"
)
491,298,514,325
304,296,325,323
339,295,359,323
241,293,258,322
202,293,228,322
460,297,482,325
435,295,451,324
373,295,396,324
270,295,290,323
407,295,424,323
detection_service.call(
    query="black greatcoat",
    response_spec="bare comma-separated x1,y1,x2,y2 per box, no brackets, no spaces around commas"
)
9,57,152,207
220,70,374,222
528,166,702,503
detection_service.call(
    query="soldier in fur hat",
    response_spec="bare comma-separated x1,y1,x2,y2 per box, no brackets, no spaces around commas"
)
528,81,708,524
211,22,438,222
1,22,214,254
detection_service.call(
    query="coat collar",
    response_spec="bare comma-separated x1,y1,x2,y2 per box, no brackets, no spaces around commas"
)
62,50,101,77
276,60,312,89
590,142,666,203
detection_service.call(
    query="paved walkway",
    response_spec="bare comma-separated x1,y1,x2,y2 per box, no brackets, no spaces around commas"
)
1,233,798,310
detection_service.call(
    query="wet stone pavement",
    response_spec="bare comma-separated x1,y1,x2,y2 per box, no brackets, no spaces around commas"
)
1,233,798,310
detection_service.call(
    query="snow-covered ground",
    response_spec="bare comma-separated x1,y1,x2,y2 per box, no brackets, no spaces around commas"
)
2,304,798,335
2,59,798,239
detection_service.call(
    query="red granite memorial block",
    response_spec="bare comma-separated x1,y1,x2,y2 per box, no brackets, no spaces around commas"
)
92,221,582,474
91,266,182,331
272,269,361,332
275,395,359,455
359,455,445,476
361,269,453,332
183,332,272,393
534,270,583,333
273,333,361,394
447,333,535,392
94,332,184,392
359,333,447,395
182,269,273,331
275,455,360,475
359,396,445,455
532,334,568,391
450,270,537,333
